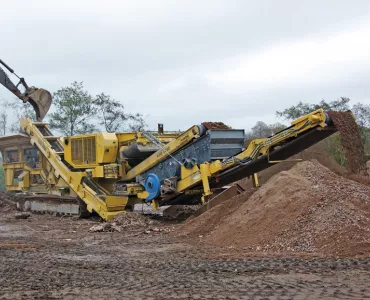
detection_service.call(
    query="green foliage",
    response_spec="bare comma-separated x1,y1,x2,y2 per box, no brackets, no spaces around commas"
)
275,97,370,167
93,93,146,133
276,97,350,120
49,83,146,135
320,133,346,167
352,102,370,154
49,81,97,136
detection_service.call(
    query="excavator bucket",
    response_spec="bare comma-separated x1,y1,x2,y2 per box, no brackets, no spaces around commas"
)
27,88,52,121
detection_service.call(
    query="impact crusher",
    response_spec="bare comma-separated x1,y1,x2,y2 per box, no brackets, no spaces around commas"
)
0,59,338,220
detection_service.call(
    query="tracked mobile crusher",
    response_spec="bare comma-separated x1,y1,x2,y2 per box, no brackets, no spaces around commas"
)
0,109,336,220
0,58,338,220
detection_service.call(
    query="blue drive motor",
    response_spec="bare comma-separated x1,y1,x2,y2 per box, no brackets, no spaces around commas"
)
143,173,161,201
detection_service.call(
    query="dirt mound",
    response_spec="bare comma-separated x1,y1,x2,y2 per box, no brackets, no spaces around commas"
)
175,160,370,256
179,189,256,237
237,143,346,190
328,111,367,175
201,122,230,130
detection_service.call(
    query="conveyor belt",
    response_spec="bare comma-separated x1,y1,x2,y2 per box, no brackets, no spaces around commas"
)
211,126,337,188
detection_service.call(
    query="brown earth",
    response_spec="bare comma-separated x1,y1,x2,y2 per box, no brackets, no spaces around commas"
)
88,212,162,233
0,192,16,215
1,209,370,299
175,160,370,257
237,143,347,190
201,122,231,130
327,111,368,175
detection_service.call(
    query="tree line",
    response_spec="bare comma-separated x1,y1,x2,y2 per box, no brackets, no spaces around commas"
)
246,97,370,166
0,81,146,136
0,82,369,190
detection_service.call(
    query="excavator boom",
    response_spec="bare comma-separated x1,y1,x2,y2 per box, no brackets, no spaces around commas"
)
0,59,52,121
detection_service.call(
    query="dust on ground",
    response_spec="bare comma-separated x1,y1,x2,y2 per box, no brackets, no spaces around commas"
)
175,160,370,257
88,212,159,233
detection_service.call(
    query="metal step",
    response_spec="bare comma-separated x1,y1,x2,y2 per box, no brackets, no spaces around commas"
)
44,136,59,141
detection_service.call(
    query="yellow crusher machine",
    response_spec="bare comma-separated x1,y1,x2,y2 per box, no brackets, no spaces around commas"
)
0,59,338,220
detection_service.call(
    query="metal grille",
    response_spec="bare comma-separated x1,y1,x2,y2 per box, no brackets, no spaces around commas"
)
83,137,96,164
71,138,83,164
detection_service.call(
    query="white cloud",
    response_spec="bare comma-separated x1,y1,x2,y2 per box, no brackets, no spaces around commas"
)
1,1,370,132
205,20,370,92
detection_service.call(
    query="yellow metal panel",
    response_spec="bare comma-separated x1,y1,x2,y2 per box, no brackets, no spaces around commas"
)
105,195,129,210
18,170,30,188
125,125,202,180
175,109,331,195
92,166,105,178
96,133,118,164
64,133,118,168
5,168,14,187
181,165,200,180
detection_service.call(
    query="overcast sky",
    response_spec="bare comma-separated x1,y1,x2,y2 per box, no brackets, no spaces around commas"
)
1,0,370,132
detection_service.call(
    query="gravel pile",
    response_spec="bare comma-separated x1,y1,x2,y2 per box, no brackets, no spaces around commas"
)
201,122,230,130
175,160,370,257
89,212,158,233
328,111,368,175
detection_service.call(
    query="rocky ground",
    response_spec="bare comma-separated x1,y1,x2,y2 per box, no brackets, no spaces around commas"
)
1,148,370,300
0,210,370,300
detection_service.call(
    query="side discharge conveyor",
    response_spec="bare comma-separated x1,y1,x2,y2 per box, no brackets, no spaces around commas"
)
1,108,337,220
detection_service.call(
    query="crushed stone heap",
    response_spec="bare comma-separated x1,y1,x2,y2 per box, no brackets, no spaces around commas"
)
175,160,370,257
328,111,368,176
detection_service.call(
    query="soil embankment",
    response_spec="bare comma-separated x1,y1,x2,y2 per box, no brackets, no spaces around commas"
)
175,160,370,257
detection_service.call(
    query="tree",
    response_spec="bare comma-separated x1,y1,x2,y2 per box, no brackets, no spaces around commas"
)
245,121,286,140
93,93,146,133
128,113,147,132
276,97,350,120
0,106,6,136
0,99,16,135
250,121,270,138
275,97,365,167
0,99,35,135
352,102,370,153
49,82,97,136
9,100,36,133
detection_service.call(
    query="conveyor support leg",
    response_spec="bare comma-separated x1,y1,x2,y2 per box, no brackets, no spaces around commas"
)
200,163,213,204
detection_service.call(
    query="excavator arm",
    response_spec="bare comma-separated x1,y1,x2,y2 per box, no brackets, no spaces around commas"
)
0,59,52,121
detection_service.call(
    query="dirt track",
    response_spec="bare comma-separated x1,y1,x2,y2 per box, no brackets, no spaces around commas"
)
1,213,370,300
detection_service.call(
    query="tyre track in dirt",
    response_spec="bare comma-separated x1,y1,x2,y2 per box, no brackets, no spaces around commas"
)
1,215,370,300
